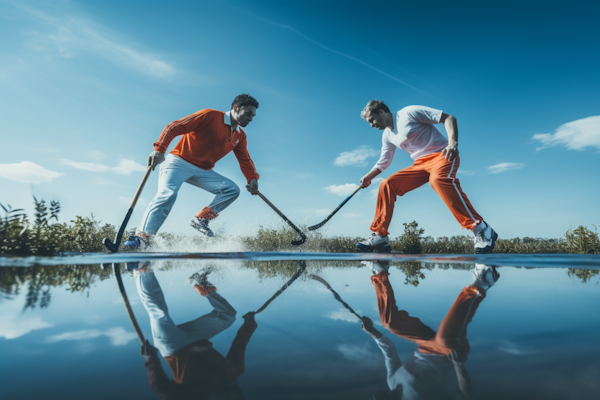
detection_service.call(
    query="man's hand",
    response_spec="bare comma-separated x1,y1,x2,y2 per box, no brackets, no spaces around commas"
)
147,151,165,171
243,312,258,329
246,179,259,195
140,339,158,359
361,316,383,339
442,143,459,162
360,168,382,188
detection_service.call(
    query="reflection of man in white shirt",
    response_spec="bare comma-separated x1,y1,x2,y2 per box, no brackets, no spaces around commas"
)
355,101,497,254
361,262,500,400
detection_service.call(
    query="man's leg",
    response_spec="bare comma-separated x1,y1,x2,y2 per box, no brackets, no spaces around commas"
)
370,165,429,236
371,272,436,344
427,154,483,231
176,292,237,341
138,155,194,236
186,168,240,219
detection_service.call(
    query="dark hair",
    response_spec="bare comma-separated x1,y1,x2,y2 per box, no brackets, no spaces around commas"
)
361,100,390,119
231,94,259,110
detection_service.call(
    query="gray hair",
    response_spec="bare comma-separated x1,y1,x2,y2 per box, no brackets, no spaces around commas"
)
360,100,391,119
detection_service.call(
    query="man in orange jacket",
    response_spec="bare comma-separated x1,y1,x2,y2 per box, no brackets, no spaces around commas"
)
126,94,260,246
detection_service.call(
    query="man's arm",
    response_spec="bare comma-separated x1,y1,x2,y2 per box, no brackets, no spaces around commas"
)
226,312,258,377
439,112,459,162
141,340,180,398
233,135,260,195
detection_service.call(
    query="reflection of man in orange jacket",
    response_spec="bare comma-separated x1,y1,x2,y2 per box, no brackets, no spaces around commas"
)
136,267,256,400
362,262,500,400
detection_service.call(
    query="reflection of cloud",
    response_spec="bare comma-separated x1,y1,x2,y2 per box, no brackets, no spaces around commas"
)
334,146,378,167
488,162,526,174
60,158,146,176
324,183,359,196
19,4,175,77
327,308,361,323
533,115,600,151
47,327,137,346
337,344,377,361
497,340,536,355
0,316,54,339
0,161,64,184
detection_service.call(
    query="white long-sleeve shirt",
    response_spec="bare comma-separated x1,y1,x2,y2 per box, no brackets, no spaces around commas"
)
374,336,463,400
373,106,448,172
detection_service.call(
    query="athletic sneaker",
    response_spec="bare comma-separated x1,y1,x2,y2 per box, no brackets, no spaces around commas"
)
473,221,498,254
124,234,150,249
357,233,391,253
190,218,214,237
188,268,216,296
361,261,390,275
473,264,500,292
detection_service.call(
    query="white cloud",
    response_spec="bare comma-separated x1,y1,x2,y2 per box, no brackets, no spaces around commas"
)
60,158,146,175
488,162,526,174
0,161,64,184
533,115,600,151
112,159,146,175
327,308,361,323
47,327,137,346
370,177,384,198
316,209,332,216
458,170,475,176
20,5,174,78
334,146,378,167
337,344,377,361
60,159,110,172
0,316,53,339
324,183,359,196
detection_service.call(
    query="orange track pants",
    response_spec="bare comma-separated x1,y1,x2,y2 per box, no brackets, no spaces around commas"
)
371,152,482,236
371,272,484,356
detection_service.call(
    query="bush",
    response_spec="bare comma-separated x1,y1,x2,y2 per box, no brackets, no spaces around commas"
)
564,225,600,254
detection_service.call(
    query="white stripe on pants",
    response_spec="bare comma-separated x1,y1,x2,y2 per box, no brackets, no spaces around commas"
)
135,271,237,357
139,154,240,234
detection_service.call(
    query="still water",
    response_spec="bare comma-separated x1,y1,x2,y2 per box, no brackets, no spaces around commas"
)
1,253,599,400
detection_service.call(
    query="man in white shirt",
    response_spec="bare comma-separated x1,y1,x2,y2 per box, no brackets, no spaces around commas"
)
356,101,497,253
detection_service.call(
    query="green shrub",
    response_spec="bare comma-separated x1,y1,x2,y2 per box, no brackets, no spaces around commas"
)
564,225,600,254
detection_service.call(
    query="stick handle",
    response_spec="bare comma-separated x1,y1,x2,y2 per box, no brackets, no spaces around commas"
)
114,264,145,344
324,186,362,222
257,191,306,244
130,166,153,209
309,274,362,320
255,261,307,314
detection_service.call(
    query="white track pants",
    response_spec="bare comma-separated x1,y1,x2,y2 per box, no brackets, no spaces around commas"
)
138,154,240,234
135,271,237,357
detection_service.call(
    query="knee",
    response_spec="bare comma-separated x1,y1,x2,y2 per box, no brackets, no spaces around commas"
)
155,189,177,204
429,175,445,189
228,183,241,199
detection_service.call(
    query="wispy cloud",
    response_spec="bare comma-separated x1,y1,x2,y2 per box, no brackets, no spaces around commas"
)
370,177,384,198
17,4,174,77
334,146,379,167
324,183,359,196
0,316,53,339
0,161,64,184
47,326,137,346
228,5,429,95
60,158,146,175
316,209,332,216
488,162,526,174
458,169,475,176
337,343,377,361
533,115,600,151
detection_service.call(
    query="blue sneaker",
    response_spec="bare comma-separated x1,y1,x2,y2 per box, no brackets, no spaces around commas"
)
124,235,141,247
190,218,214,237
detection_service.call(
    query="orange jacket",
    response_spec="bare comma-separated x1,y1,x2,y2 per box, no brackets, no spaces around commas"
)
153,109,259,184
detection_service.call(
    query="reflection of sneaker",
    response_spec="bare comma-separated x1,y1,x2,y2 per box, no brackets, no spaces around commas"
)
189,268,216,296
473,221,498,254
190,218,214,237
357,234,391,253
473,264,500,292
361,261,390,275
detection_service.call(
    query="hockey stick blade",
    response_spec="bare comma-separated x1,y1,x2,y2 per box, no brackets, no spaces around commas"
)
308,187,362,231
257,192,307,246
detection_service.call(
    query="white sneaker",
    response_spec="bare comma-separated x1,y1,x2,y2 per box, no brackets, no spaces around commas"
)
473,264,500,292
357,233,391,253
473,221,498,254
361,261,390,274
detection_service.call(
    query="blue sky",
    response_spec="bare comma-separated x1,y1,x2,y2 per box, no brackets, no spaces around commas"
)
0,0,599,242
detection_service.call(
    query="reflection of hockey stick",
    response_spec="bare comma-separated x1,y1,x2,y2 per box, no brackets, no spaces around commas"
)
257,192,307,246
113,263,145,344
309,274,362,320
308,187,361,231
255,261,307,314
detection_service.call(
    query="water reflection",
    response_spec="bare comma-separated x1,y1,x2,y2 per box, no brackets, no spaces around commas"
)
360,262,499,400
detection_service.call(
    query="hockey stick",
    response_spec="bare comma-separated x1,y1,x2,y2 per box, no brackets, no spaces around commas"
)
255,261,307,313
103,166,152,253
113,263,145,344
257,191,307,245
309,274,362,320
308,186,362,231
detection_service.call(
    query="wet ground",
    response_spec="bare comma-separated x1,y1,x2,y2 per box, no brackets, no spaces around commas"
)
1,253,599,400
